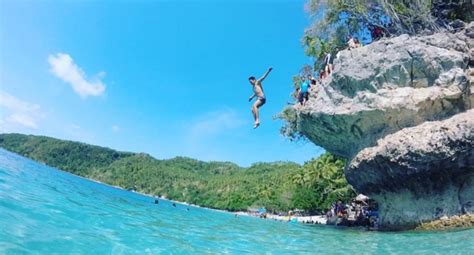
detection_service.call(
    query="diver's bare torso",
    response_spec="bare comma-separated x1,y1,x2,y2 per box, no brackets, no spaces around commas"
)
253,81,265,99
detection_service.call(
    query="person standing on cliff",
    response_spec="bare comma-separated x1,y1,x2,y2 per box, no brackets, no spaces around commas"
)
248,67,273,129
298,74,314,106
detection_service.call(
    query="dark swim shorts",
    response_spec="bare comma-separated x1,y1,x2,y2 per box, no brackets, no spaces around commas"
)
257,96,266,105
298,92,308,103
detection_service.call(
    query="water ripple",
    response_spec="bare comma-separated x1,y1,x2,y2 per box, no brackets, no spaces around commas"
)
0,149,473,254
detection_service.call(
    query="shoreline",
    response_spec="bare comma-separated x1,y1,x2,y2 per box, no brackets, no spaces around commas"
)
62,172,474,231
5,149,337,227
11,149,474,232
6,149,344,228
78,173,328,224
234,212,328,224
9,149,316,224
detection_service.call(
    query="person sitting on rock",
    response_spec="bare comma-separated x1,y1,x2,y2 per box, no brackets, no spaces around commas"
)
323,52,333,75
335,47,341,60
248,67,273,129
347,35,356,49
310,75,317,90
371,25,384,41
319,70,327,80
354,37,362,48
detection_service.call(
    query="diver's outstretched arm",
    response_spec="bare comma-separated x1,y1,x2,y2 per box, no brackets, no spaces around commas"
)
257,67,273,83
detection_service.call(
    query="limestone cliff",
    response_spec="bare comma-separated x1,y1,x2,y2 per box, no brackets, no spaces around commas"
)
348,110,473,230
283,22,474,230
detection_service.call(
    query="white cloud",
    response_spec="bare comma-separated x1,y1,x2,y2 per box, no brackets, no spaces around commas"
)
0,90,44,130
48,53,106,98
6,114,38,129
111,125,120,133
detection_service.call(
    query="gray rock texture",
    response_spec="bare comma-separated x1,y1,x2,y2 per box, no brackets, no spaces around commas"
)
346,110,474,230
285,22,474,230
293,22,473,159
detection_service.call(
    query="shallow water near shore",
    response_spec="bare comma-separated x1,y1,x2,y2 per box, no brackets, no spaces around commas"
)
0,149,473,254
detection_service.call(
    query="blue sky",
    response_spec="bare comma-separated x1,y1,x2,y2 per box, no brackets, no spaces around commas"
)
0,0,324,166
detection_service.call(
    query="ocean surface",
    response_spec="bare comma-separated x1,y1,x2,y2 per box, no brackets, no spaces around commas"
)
0,149,473,254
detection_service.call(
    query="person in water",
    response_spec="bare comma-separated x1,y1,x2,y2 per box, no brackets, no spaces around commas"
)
248,67,273,129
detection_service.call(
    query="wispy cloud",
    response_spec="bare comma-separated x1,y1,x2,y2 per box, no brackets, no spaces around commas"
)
48,53,106,98
188,108,246,140
178,108,247,161
111,125,120,133
0,90,44,130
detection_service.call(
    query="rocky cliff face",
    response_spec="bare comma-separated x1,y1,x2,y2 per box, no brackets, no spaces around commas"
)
347,110,474,230
284,22,474,230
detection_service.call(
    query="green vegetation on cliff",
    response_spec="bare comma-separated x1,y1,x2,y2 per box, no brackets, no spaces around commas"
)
0,133,355,212
302,0,473,71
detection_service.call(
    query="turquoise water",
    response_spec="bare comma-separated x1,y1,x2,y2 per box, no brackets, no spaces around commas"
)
0,149,473,254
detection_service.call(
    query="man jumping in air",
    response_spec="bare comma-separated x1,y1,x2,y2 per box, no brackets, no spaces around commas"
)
248,67,273,129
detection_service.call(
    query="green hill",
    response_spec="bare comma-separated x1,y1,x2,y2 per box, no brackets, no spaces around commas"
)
0,133,354,213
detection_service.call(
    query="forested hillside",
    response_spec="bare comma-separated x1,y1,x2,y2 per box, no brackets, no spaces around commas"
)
0,133,354,212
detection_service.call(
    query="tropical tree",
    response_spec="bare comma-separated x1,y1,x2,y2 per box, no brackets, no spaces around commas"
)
292,153,355,211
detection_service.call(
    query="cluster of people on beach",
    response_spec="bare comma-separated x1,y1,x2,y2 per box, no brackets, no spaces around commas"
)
234,194,380,230
326,195,379,230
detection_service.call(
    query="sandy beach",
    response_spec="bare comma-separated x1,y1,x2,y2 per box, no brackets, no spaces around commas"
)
235,211,327,224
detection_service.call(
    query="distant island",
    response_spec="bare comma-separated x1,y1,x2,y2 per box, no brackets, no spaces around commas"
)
0,133,354,213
